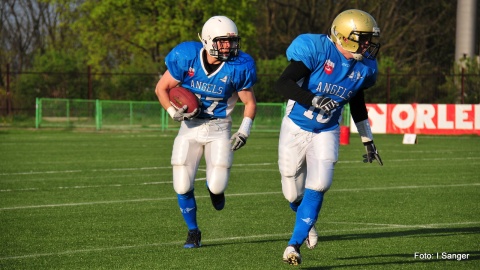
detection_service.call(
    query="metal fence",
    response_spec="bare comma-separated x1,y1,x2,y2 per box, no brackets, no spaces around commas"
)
35,98,290,132
2,67,479,117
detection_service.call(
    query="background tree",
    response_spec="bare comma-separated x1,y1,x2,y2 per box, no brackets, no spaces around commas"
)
1,0,478,114
252,0,459,71
70,0,257,72
252,0,464,103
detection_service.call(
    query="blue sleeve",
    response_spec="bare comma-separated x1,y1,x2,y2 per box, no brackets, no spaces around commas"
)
233,53,257,91
165,49,182,81
164,42,197,82
361,58,378,89
286,34,323,71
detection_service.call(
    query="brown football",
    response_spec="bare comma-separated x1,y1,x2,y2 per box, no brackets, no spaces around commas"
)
168,87,200,114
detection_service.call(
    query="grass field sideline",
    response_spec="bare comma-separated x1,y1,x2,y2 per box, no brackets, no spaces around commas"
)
0,129,479,269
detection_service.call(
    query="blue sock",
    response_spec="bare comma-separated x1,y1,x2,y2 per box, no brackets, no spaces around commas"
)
177,190,198,231
288,189,324,246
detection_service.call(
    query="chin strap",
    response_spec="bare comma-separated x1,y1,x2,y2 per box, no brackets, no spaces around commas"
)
335,38,364,61
352,53,364,61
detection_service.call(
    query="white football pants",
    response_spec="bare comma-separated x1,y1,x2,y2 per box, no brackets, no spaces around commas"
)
171,118,233,195
278,116,339,203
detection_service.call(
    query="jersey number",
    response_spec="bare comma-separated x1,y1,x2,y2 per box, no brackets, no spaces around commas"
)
303,106,334,123
195,94,223,116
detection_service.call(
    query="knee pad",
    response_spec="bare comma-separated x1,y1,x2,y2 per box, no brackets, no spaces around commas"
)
173,165,195,194
282,176,304,203
206,166,230,194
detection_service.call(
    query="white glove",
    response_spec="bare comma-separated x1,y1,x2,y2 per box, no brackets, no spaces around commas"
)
312,96,339,115
169,105,200,122
230,132,248,151
230,117,253,151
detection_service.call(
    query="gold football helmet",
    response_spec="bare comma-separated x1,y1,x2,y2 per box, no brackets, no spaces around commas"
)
330,9,380,60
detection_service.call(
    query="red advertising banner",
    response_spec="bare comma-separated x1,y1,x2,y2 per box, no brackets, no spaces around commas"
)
350,104,480,135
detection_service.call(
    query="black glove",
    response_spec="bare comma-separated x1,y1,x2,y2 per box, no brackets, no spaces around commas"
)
363,141,383,165
172,105,200,122
230,132,248,151
312,96,339,115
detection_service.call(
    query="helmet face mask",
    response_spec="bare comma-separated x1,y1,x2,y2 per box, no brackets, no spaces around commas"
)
330,9,381,60
199,16,241,61
347,30,380,59
211,36,241,61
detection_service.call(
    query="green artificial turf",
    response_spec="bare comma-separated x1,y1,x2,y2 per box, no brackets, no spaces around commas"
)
0,130,478,269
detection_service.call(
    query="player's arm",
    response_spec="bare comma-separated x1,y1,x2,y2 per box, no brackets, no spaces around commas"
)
275,61,314,104
349,89,383,165
238,88,256,120
230,88,257,151
275,60,338,114
155,70,179,111
349,88,369,124
155,70,198,121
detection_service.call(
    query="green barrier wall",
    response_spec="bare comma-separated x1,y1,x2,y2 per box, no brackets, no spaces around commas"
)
35,98,350,131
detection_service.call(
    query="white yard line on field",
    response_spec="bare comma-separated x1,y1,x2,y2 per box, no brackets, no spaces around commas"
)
0,183,478,211
2,156,479,176
0,163,275,176
0,178,207,192
1,221,479,261
323,221,480,229
330,183,480,192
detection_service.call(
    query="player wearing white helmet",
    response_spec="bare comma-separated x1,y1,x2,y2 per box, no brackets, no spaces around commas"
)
275,9,383,265
155,15,257,248
198,16,241,61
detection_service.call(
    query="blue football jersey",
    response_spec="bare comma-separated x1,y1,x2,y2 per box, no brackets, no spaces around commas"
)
285,34,378,133
165,41,257,119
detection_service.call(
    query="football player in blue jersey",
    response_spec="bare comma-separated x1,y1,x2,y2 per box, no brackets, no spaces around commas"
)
155,15,257,248
275,9,383,265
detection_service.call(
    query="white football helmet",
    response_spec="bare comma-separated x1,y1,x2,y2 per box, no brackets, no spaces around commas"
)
198,16,241,61
330,9,380,60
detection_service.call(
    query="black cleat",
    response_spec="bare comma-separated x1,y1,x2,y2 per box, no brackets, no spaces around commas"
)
184,229,202,248
207,187,225,210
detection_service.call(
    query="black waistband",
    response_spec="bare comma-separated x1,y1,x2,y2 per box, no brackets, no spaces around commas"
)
197,116,218,120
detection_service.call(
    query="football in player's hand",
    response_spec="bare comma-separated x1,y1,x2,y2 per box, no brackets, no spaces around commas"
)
168,87,199,114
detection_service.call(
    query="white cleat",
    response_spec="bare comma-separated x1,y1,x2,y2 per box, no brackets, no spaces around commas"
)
306,225,318,249
282,245,302,265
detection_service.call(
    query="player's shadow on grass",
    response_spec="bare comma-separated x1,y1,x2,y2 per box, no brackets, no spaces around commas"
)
205,226,479,247
299,226,480,269
206,226,479,269
319,226,480,242
302,252,480,270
